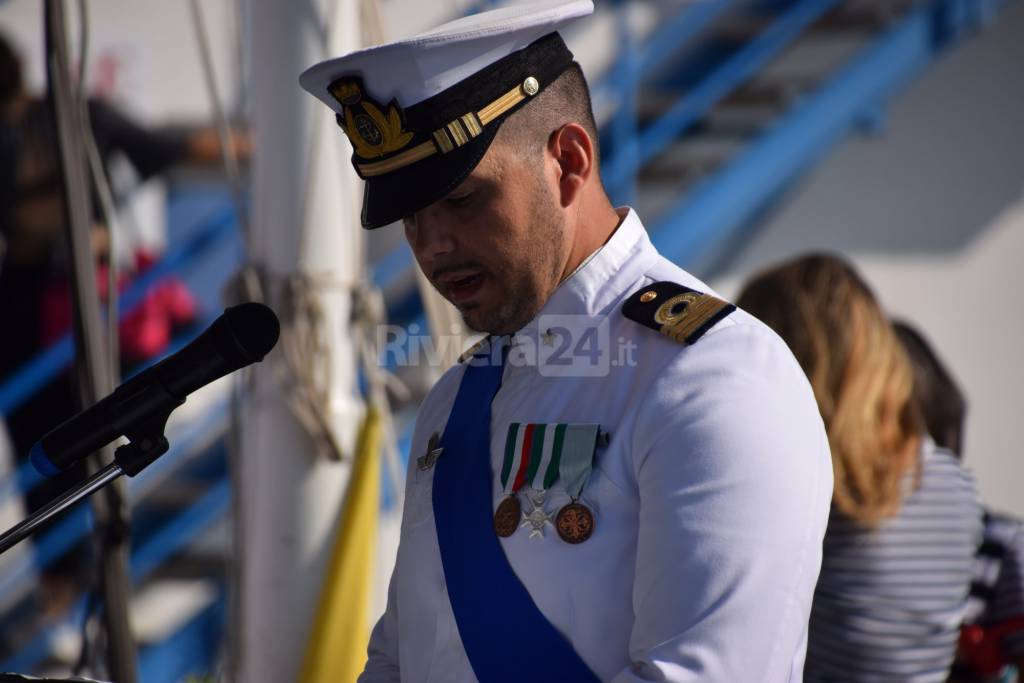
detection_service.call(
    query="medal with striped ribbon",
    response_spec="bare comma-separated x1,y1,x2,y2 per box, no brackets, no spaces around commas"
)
494,423,601,542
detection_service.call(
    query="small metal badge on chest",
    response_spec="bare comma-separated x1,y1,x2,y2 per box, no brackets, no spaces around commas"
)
417,432,443,471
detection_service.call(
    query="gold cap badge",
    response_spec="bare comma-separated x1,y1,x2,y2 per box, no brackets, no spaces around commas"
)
328,77,415,159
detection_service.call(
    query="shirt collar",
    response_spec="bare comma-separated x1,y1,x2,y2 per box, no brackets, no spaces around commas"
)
514,207,655,340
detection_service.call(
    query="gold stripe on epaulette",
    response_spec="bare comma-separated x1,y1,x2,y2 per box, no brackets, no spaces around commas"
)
656,293,732,344
356,79,539,178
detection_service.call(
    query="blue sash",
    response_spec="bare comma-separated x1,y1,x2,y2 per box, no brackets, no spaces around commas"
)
432,341,598,682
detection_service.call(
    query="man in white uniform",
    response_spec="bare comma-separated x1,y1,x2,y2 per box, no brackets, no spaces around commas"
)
299,2,833,681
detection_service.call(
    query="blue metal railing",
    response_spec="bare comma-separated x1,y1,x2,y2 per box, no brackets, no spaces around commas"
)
598,0,739,202
650,0,1012,272
601,0,840,201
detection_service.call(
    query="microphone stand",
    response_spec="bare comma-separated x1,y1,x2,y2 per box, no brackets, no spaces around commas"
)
0,430,171,555
0,464,122,556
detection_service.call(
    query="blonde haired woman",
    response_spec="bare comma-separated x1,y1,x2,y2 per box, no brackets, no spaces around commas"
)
737,254,982,682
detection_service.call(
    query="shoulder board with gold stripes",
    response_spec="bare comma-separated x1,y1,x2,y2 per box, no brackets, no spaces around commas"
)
622,282,736,345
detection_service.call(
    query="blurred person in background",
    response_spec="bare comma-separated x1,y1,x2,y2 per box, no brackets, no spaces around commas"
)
737,253,983,682
0,30,247,607
893,320,1024,683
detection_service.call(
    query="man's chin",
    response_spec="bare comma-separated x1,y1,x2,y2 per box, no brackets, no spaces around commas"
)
443,286,533,334
460,303,534,336
452,304,499,335
459,307,494,334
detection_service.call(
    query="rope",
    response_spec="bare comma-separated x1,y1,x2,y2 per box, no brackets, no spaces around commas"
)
265,267,408,506
352,285,407,509
274,272,350,462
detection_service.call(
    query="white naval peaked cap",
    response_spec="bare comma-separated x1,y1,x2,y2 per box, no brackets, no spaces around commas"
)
300,0,594,114
298,0,594,229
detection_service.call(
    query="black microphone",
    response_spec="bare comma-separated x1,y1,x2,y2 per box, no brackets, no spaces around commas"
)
30,301,280,477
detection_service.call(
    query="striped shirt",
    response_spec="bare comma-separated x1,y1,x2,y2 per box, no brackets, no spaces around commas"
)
805,441,983,682
965,510,1024,658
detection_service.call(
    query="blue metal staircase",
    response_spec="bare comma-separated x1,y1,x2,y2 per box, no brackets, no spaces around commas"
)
599,0,1013,274
0,0,1015,676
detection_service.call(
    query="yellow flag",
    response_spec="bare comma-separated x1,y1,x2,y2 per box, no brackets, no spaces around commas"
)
299,408,382,683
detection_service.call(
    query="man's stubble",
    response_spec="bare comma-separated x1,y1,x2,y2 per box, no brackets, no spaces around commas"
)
462,173,566,335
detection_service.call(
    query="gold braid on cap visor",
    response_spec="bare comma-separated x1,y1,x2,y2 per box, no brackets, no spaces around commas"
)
355,77,539,178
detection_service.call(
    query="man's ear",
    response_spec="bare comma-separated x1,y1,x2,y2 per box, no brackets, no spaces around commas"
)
547,123,595,209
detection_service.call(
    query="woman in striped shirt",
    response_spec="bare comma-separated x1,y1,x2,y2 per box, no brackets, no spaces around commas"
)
894,320,1024,682
737,254,983,682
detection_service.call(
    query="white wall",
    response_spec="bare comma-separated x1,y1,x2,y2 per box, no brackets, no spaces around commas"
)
713,1,1024,517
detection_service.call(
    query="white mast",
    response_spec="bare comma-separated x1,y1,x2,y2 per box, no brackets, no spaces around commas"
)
234,0,364,680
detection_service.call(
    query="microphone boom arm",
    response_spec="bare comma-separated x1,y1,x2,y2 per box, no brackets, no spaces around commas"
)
0,463,122,556
0,409,182,556
0,391,182,556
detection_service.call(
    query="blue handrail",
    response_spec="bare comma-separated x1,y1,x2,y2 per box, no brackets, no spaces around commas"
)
130,479,230,583
602,0,840,194
0,193,241,670
0,183,239,667
650,0,978,271
598,0,738,202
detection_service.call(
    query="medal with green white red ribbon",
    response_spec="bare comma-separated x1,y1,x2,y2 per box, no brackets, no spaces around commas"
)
494,422,602,543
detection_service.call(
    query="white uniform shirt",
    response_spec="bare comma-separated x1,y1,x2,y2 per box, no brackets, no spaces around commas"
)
361,209,834,682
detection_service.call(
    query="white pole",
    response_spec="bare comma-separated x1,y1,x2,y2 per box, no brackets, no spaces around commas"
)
234,0,364,681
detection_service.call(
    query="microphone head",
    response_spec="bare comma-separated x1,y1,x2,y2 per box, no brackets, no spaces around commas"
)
222,302,281,363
